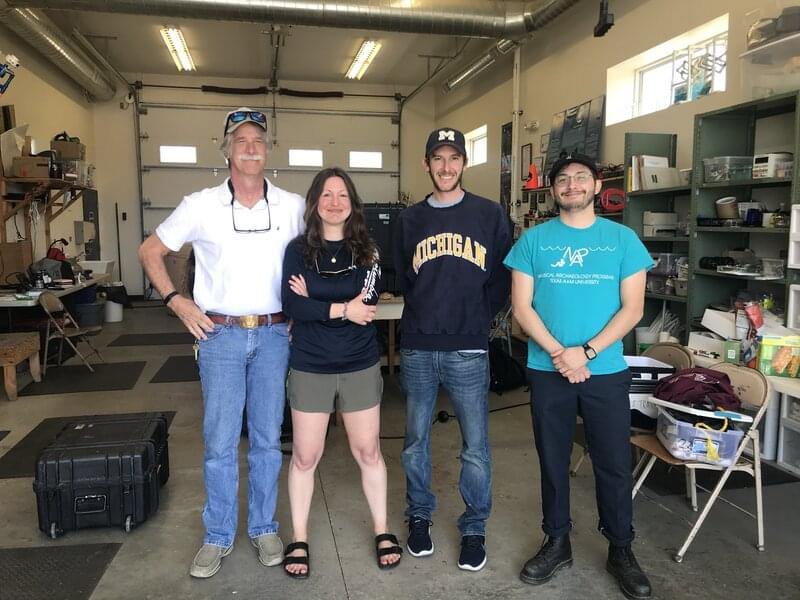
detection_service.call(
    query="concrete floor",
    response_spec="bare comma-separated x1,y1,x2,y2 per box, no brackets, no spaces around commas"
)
1,305,799,600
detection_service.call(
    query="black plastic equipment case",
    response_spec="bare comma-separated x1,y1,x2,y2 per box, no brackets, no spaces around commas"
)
33,412,169,539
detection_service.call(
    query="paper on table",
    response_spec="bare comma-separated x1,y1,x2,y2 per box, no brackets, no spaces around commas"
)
0,124,28,176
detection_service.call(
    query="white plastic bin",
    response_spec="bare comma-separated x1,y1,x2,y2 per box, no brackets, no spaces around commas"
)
104,300,123,323
656,408,744,467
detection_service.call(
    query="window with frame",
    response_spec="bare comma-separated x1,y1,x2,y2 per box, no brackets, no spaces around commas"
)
289,149,323,167
349,151,382,169
159,145,197,164
605,14,728,126
464,125,487,167
635,32,727,117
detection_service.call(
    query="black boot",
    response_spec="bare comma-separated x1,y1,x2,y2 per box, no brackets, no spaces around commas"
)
519,535,573,585
606,544,652,599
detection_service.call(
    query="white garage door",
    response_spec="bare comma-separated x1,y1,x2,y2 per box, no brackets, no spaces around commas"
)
139,102,399,242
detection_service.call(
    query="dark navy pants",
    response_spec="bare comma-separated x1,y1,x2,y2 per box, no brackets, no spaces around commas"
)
527,368,634,547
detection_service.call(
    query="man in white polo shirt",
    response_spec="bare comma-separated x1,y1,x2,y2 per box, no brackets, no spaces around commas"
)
139,108,305,578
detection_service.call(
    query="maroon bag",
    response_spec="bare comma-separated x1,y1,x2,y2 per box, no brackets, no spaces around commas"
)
653,367,741,411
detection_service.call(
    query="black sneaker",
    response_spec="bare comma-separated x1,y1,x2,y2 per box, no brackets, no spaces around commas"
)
458,535,487,571
519,535,573,585
406,516,433,557
606,544,652,599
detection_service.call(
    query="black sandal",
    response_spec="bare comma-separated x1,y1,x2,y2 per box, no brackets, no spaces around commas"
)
283,541,310,579
375,533,403,570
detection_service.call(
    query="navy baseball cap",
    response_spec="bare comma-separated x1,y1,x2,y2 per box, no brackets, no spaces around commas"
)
425,127,467,158
548,152,599,183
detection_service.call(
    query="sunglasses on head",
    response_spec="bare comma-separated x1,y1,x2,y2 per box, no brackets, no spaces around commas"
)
224,111,267,135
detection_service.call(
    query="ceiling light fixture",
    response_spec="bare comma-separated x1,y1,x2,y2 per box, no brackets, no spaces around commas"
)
345,40,382,80
160,26,196,71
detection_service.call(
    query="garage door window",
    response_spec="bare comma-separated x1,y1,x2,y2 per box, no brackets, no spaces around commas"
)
159,145,197,164
289,149,324,167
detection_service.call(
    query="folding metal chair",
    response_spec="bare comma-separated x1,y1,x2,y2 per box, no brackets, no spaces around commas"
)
570,343,693,476
38,292,104,374
642,342,694,370
489,301,514,355
631,362,769,562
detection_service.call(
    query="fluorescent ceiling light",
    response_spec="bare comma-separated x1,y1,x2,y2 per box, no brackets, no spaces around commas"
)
160,27,196,72
345,40,382,80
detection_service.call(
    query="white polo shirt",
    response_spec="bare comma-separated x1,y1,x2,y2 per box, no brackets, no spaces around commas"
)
156,177,305,315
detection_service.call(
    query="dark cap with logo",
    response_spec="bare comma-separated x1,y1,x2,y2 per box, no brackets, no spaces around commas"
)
425,127,467,158
548,152,600,184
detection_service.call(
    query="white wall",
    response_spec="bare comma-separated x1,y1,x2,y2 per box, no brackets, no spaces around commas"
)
435,0,777,183
0,24,97,259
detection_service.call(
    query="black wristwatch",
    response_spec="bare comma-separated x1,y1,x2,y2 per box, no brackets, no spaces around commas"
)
582,343,597,360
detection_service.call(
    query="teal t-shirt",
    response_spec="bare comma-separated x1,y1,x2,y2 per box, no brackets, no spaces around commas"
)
503,217,653,375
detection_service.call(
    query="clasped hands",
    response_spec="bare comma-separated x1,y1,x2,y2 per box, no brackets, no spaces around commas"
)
551,346,591,384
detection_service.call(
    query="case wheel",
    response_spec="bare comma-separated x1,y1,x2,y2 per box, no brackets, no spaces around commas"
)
50,522,58,539
124,515,132,533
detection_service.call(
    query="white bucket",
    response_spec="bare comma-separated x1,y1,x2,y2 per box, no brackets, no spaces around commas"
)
104,300,124,323
635,327,659,354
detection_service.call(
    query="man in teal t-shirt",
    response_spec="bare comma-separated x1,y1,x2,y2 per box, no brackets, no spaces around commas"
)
504,154,653,599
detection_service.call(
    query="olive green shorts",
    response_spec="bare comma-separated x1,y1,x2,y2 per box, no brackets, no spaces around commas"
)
287,361,383,413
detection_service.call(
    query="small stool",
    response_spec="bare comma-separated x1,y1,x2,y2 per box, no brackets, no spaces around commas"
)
0,332,41,401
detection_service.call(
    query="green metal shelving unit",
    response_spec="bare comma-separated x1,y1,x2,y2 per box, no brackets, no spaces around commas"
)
689,91,800,329
622,132,691,353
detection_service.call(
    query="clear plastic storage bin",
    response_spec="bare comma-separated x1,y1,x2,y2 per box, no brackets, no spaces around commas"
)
703,156,753,182
656,408,745,466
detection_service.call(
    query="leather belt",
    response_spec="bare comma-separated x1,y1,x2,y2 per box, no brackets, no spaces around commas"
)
207,312,286,328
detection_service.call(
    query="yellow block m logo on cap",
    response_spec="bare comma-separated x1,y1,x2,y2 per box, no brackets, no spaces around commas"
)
438,130,456,142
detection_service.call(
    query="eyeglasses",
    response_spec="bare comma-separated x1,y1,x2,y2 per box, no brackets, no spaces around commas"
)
315,252,356,278
229,179,271,233
224,110,267,136
553,172,593,187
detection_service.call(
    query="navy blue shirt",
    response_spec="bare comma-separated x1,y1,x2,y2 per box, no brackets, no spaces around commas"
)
281,236,381,373
393,191,512,351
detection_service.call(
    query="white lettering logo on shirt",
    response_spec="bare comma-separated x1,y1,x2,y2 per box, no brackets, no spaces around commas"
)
550,246,589,268
438,130,456,142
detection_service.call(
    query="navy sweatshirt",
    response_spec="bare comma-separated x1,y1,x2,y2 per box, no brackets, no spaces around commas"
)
393,191,512,351
281,236,380,373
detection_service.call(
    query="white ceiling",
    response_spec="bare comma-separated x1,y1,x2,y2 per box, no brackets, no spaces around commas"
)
46,9,482,86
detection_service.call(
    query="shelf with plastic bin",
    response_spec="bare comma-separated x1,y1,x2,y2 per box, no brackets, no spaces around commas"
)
645,291,687,303
627,185,691,197
740,30,800,64
694,226,789,234
692,267,787,283
642,236,690,242
699,177,792,189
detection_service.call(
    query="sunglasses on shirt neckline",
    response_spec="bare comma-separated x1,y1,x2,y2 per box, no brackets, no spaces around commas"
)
315,252,357,278
228,179,271,233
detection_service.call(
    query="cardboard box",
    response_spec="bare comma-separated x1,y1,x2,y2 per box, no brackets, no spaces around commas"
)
701,308,737,340
688,331,725,361
12,156,50,178
50,139,85,160
758,335,800,378
0,240,33,281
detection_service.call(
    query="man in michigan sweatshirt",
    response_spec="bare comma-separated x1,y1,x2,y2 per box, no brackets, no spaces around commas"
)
393,127,511,572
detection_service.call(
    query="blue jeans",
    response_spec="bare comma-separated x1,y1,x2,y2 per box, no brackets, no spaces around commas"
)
197,322,289,547
400,349,492,536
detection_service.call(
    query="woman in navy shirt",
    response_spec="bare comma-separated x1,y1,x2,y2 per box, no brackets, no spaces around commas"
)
281,167,402,577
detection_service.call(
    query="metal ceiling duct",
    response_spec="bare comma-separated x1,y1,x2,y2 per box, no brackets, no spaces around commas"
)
0,5,116,100
7,1,565,39
444,0,581,92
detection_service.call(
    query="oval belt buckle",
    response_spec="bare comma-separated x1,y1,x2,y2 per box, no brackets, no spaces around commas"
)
239,314,259,329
